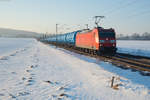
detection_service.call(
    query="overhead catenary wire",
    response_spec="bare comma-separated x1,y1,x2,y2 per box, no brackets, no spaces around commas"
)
102,0,126,14
103,0,140,16
126,1,150,18
128,9,150,18
54,1,149,34
101,0,150,22
105,0,150,18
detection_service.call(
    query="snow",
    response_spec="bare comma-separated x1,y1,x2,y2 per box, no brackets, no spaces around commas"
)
117,40,150,57
0,38,150,100
0,38,36,57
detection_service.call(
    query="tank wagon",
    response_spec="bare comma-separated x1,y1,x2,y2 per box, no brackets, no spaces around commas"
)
45,27,117,54
46,30,81,46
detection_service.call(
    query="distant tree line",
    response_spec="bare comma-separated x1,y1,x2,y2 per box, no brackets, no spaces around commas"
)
117,32,150,40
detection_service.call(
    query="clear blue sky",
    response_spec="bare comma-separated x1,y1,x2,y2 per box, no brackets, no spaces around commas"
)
0,0,150,35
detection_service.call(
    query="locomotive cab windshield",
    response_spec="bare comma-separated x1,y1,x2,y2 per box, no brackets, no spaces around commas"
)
98,27,117,53
98,28,116,38
99,32,115,38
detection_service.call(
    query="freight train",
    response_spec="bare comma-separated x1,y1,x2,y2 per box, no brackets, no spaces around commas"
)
43,27,117,54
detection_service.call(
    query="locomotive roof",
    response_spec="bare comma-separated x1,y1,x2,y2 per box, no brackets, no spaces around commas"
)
78,27,115,34
78,29,92,34
98,27,115,32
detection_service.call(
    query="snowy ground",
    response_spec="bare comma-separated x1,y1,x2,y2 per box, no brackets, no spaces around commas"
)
117,40,150,57
0,38,35,57
0,38,150,100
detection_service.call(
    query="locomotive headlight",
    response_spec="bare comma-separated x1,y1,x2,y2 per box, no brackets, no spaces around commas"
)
110,40,115,43
100,44,103,46
100,40,105,43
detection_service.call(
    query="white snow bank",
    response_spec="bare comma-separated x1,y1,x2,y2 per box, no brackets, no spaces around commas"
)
117,40,150,57
0,38,150,100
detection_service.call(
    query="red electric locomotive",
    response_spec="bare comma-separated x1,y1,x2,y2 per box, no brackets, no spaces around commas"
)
76,27,117,54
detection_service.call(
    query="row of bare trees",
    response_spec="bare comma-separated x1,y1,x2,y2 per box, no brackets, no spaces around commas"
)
117,32,150,40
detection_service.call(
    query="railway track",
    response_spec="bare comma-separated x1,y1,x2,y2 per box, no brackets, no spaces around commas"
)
114,53,150,70
45,43,150,75
101,54,150,72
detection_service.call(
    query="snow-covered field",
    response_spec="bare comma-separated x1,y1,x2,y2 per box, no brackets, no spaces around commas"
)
0,38,150,100
0,38,36,57
117,40,150,57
